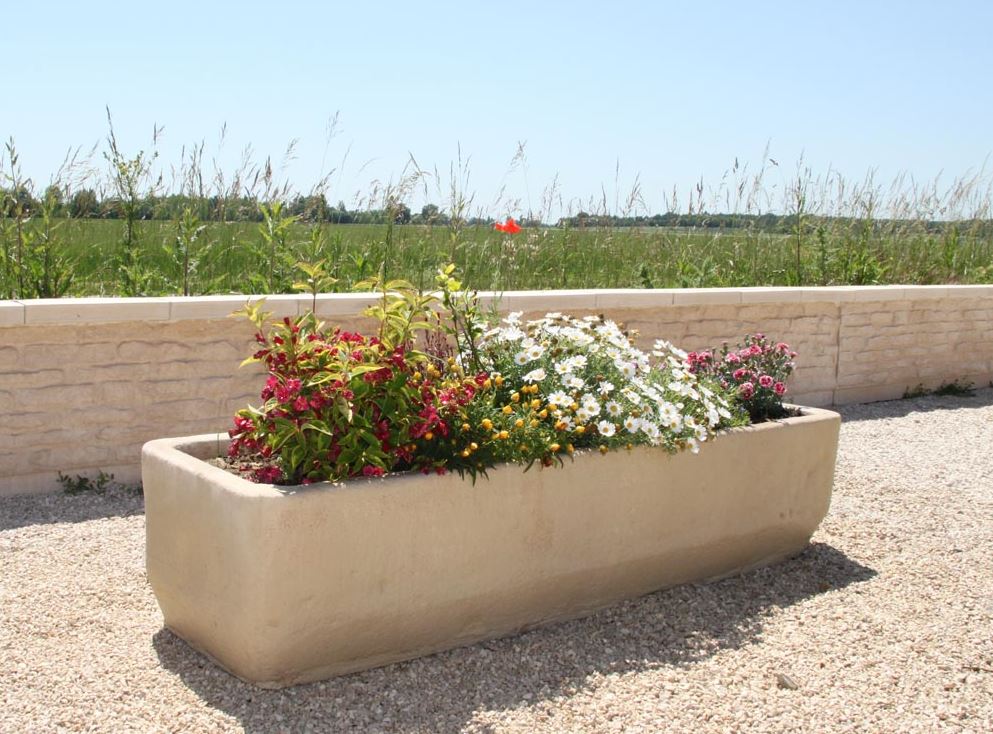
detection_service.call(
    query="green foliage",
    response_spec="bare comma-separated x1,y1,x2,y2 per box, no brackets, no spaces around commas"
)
252,201,298,293
903,379,975,399
58,470,143,496
165,207,208,296
104,110,158,296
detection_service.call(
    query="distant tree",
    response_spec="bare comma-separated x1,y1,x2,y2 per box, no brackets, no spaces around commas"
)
420,203,440,224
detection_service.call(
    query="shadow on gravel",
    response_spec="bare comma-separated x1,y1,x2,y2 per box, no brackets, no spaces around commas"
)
153,541,876,733
0,492,144,532
837,387,993,423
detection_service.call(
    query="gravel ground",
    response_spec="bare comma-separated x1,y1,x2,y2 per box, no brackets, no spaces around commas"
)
2,390,992,733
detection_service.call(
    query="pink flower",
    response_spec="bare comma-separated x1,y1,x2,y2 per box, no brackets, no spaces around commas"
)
732,368,750,381
739,381,755,399
362,465,385,478
293,396,309,412
253,465,282,484
725,353,741,364
758,375,774,388
775,342,790,352
275,378,302,403
774,382,787,396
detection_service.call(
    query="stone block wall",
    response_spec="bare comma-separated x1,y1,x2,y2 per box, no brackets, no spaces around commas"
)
1,285,990,496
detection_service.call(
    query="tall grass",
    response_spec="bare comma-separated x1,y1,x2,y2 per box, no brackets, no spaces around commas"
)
1,125,991,298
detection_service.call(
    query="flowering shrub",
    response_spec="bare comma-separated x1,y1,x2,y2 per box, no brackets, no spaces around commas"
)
227,264,750,485
228,278,488,484
685,333,796,422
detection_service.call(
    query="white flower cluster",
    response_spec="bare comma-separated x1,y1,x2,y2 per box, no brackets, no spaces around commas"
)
477,313,733,453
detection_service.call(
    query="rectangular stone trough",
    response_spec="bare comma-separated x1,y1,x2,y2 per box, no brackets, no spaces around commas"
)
142,406,840,688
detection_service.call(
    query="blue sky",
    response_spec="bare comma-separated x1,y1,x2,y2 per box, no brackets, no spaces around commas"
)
3,0,992,218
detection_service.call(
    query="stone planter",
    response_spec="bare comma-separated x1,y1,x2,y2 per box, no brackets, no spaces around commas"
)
142,406,840,688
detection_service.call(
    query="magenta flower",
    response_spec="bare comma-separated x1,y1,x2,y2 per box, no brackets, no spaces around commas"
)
758,375,774,388
739,381,755,399
774,382,787,396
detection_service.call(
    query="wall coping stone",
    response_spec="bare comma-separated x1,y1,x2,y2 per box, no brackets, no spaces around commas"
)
1,285,991,327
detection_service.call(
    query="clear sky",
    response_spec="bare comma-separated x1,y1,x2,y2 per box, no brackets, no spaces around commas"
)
3,0,992,219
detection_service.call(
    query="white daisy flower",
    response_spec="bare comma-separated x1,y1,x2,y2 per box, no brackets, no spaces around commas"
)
514,351,530,366
620,387,641,404
548,391,571,407
598,381,615,395
618,362,637,379
597,420,616,437
606,401,622,417
623,416,641,433
566,375,585,390
500,326,526,342
554,361,571,375
582,397,601,415
526,344,545,361
523,367,547,383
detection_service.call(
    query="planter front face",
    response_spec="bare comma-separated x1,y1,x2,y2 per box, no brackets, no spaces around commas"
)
143,407,840,687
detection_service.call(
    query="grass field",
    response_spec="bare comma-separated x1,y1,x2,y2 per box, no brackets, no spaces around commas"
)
11,215,993,298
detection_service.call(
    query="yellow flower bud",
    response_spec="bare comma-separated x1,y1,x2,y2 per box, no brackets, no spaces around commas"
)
502,405,513,415
549,443,561,453
574,425,586,435
460,449,470,458
481,418,493,431
529,419,539,428
461,422,471,432
530,399,541,410
497,430,509,440
470,442,479,451
599,445,609,454
514,418,525,429
494,375,504,386
483,378,492,389
511,392,520,403
538,409,548,419
424,431,434,441
567,444,575,454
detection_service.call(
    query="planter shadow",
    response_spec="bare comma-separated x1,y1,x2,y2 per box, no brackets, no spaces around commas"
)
152,541,874,733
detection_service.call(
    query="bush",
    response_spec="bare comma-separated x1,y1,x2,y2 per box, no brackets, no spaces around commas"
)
685,333,796,422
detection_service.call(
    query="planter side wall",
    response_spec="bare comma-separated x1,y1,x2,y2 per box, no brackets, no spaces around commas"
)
143,408,840,687
4,285,990,496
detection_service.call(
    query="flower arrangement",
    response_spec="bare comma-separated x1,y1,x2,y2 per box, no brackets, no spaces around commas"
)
684,333,797,422
226,265,783,486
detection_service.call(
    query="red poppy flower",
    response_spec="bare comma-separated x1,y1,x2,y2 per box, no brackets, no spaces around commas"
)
493,217,522,234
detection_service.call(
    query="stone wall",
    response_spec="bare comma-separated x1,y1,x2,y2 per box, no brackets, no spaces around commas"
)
1,285,991,496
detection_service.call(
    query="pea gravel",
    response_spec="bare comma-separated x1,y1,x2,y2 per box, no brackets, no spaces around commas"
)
2,390,992,733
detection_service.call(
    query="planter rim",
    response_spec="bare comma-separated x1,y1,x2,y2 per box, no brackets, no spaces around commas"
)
142,405,840,501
